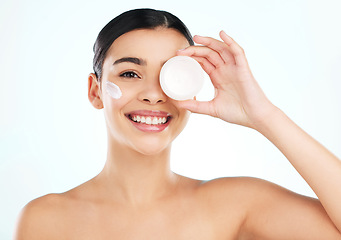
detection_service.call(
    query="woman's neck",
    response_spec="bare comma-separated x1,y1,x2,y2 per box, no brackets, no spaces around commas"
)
94,139,181,206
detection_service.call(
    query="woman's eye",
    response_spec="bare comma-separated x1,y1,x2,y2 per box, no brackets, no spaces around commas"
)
120,71,140,79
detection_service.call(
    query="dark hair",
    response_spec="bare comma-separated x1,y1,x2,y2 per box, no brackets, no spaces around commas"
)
93,8,194,82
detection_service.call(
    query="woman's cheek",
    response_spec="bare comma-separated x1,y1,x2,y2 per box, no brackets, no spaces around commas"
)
105,81,122,99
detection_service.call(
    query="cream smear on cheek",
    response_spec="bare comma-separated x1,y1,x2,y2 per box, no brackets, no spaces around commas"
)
105,81,122,99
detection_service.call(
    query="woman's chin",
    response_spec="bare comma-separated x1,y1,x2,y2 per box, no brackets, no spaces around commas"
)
131,139,171,156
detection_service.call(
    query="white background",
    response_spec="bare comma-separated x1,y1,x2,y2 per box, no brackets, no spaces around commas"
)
1,0,341,238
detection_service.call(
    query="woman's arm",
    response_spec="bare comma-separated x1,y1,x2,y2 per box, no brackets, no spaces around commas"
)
177,31,341,238
255,104,341,232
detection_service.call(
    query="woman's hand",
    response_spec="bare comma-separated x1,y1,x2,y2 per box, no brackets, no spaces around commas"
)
176,31,277,129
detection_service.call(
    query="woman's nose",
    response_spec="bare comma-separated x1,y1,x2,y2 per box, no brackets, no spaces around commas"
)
138,80,167,105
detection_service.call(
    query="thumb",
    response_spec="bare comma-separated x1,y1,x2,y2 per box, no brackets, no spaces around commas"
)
176,99,214,116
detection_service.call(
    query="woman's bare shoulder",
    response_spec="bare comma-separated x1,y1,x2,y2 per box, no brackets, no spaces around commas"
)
196,176,298,208
197,176,261,192
14,179,100,239
199,176,288,192
16,178,98,236
14,193,67,239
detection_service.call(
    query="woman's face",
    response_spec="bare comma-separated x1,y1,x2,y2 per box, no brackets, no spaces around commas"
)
97,28,191,155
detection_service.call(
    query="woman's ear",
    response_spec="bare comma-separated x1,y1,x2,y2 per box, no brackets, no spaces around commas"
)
88,73,103,109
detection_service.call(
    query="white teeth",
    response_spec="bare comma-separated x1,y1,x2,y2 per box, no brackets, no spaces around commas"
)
129,115,169,125
146,117,152,124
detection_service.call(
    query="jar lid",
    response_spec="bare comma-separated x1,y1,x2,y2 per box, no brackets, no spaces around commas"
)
160,56,204,100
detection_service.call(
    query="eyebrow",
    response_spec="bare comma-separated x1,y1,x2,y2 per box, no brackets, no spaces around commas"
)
113,57,147,66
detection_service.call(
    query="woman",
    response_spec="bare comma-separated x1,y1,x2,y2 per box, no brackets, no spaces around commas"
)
15,8,341,239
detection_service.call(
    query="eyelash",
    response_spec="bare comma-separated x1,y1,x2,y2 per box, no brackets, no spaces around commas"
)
119,71,140,79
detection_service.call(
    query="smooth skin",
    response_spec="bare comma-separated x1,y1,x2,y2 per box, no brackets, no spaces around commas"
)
14,28,341,240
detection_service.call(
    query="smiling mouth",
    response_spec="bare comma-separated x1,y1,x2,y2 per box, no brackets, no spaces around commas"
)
126,114,172,125
124,110,173,132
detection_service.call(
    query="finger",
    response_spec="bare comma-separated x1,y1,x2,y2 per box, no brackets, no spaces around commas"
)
177,45,224,68
189,56,215,75
193,35,235,65
187,56,224,89
219,31,248,66
176,99,215,117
